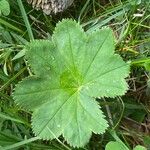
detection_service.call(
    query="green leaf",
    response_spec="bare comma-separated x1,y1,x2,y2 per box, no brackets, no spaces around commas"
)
133,145,147,150
105,141,129,150
0,0,10,16
128,0,141,5
13,19,130,147
143,136,150,148
12,49,25,61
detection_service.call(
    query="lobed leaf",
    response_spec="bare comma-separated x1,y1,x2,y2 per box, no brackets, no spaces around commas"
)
13,19,130,147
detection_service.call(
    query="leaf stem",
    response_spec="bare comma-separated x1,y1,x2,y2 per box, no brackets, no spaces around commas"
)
104,98,129,150
112,97,125,130
109,130,129,150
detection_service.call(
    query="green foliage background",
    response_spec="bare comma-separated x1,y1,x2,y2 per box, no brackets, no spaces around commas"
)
0,0,150,150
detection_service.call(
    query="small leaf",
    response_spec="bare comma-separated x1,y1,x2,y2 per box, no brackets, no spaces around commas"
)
12,49,25,61
13,19,130,147
133,145,147,150
105,141,129,150
0,0,10,16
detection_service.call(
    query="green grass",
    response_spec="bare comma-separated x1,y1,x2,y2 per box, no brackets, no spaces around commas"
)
0,0,150,149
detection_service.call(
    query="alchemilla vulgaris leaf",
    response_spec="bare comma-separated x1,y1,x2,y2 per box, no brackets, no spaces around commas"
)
13,19,130,147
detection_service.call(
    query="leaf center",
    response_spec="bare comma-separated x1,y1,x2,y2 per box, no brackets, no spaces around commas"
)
60,67,83,91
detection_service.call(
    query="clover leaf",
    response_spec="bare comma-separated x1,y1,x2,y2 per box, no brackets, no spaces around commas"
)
13,19,129,147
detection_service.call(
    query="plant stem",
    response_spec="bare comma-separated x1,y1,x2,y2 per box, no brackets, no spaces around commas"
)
17,0,34,40
109,130,129,150
104,98,129,150
2,137,39,150
0,67,27,92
